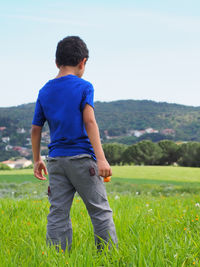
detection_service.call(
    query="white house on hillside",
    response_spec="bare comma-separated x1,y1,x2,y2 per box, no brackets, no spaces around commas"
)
2,158,32,169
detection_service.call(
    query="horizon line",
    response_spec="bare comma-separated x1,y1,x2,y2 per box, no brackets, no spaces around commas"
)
0,99,200,109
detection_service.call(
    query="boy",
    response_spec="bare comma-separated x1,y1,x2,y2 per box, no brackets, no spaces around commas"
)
31,36,117,252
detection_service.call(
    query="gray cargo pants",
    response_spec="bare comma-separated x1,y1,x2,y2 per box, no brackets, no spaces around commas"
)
46,154,117,252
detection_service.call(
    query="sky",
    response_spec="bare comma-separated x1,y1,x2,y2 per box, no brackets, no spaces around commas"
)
0,0,200,107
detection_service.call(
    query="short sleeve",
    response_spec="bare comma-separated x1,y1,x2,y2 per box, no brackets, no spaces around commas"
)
80,84,94,111
32,97,46,126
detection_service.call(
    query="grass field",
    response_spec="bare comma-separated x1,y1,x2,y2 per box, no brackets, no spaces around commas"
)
1,165,200,183
1,166,200,198
1,166,200,266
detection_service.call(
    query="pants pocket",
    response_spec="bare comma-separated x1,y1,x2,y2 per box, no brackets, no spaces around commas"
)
46,156,58,163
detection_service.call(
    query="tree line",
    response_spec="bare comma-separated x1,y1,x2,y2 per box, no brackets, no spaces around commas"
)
102,140,200,167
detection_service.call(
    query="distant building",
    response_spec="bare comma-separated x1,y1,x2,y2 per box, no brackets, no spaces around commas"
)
5,145,13,151
104,127,160,139
17,128,26,134
12,146,31,157
0,127,6,131
13,146,23,151
2,137,10,143
145,128,159,134
128,128,159,137
161,129,175,135
1,160,16,169
2,158,32,169
134,130,146,137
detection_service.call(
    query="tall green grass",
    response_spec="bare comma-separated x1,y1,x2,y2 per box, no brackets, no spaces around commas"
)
1,195,200,266
1,166,200,266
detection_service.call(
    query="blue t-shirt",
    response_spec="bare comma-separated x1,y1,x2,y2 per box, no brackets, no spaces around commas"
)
32,74,95,159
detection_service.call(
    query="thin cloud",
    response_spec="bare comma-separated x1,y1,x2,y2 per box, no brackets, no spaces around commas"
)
1,13,90,27
125,9,200,32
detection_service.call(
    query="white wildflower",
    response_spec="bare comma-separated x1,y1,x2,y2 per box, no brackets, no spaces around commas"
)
146,204,149,207
33,191,37,194
115,195,120,200
136,192,139,195
148,209,153,213
195,203,200,207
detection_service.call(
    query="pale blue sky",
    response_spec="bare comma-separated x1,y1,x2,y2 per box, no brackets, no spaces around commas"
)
1,0,200,107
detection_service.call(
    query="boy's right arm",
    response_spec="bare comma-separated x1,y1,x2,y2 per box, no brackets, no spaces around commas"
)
83,104,112,178
31,125,47,180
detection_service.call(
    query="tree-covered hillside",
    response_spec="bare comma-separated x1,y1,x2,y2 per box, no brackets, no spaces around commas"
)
0,103,35,130
94,100,200,141
1,99,200,155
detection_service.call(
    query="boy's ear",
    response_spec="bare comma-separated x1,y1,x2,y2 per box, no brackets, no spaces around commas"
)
55,60,60,69
79,58,87,69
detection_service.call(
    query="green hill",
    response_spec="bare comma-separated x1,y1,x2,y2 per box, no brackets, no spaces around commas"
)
94,100,200,141
1,99,200,161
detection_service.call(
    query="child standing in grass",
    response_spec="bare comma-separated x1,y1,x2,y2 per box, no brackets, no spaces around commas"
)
31,36,117,252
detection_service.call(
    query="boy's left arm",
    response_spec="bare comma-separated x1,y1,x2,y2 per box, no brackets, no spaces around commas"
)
31,125,47,180
83,104,112,178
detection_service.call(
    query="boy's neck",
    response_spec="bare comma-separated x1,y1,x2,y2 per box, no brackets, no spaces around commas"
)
55,65,82,79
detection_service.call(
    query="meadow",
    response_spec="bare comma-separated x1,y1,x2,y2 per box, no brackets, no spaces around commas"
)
1,166,200,266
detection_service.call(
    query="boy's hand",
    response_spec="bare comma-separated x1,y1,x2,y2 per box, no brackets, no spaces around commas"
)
97,159,112,178
34,160,48,180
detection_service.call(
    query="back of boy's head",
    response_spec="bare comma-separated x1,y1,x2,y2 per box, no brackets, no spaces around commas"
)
56,36,89,67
